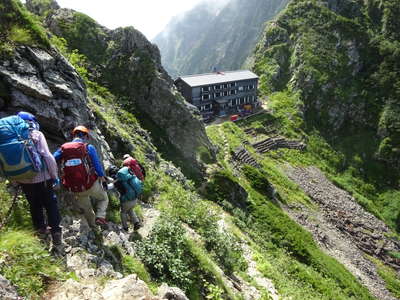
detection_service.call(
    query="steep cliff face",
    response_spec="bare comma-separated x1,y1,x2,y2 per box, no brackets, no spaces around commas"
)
253,0,400,171
33,3,214,179
0,1,111,160
0,46,112,158
154,0,289,77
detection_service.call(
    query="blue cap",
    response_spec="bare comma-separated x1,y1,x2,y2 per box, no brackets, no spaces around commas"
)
17,111,39,130
17,111,37,122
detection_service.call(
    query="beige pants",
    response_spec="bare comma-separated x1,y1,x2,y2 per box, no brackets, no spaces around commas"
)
120,199,139,229
75,180,109,227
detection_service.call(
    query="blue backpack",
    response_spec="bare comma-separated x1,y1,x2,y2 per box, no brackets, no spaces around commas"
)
116,166,143,202
0,116,44,181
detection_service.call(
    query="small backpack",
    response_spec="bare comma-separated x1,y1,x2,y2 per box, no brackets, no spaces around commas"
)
60,142,97,192
117,167,143,201
0,116,44,181
123,157,145,181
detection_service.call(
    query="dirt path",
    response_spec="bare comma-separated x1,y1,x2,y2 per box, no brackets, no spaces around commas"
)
285,166,400,300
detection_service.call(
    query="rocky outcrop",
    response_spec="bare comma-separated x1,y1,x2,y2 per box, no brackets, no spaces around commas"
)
157,284,189,300
38,6,215,178
0,45,112,161
0,275,21,300
25,0,60,16
47,275,157,300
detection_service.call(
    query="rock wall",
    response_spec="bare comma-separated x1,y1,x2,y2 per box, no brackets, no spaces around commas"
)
0,45,112,161
36,4,215,178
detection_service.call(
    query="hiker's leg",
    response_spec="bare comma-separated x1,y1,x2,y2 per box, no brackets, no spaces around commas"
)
21,183,46,231
75,189,96,227
126,199,139,224
90,180,109,219
40,180,62,234
120,201,129,229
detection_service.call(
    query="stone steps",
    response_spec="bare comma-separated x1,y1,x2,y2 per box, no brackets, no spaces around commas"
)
253,136,306,153
232,147,259,168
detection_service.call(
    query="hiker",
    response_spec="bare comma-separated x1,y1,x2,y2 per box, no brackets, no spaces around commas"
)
53,126,109,228
108,165,143,231
13,112,62,246
122,154,146,181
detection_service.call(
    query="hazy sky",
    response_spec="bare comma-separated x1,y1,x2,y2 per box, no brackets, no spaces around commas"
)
54,0,205,40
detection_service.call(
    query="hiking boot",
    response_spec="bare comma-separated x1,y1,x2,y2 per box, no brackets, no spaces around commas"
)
95,217,108,225
133,221,142,231
37,227,50,235
36,227,50,240
51,231,62,246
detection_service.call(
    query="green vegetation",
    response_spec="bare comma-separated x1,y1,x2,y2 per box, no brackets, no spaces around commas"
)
0,182,68,298
369,256,400,298
0,0,50,55
206,120,376,299
0,230,66,298
56,12,107,65
136,218,195,290
1,0,397,298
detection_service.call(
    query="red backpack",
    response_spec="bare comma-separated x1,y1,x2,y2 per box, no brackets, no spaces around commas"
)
123,157,145,181
60,142,97,192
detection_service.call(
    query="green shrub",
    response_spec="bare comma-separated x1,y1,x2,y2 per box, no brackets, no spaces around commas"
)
136,217,196,291
0,0,50,51
204,170,250,212
242,164,275,199
201,226,247,275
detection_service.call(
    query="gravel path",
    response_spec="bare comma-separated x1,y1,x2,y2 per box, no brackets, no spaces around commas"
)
285,166,400,300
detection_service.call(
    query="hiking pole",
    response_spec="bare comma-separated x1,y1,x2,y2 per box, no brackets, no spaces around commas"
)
0,186,20,230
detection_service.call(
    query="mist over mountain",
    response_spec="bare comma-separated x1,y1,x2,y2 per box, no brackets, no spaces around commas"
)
154,0,289,77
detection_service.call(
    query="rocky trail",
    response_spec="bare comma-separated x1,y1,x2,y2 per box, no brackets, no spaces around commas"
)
1,198,280,300
41,205,189,300
285,166,400,300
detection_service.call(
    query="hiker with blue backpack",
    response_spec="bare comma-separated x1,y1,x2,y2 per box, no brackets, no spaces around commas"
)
108,164,143,231
0,112,62,246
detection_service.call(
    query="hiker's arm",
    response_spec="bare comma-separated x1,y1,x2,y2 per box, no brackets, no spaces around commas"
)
37,132,58,179
53,148,62,162
87,144,105,177
139,163,146,178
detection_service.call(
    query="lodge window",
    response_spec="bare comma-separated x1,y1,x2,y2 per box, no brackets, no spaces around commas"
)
230,82,236,87
223,91,228,96
214,85,222,90
202,86,210,92
215,92,221,98
230,90,237,95
202,94,210,100
223,83,228,89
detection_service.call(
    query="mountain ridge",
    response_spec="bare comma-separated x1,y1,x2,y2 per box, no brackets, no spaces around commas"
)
154,0,290,77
